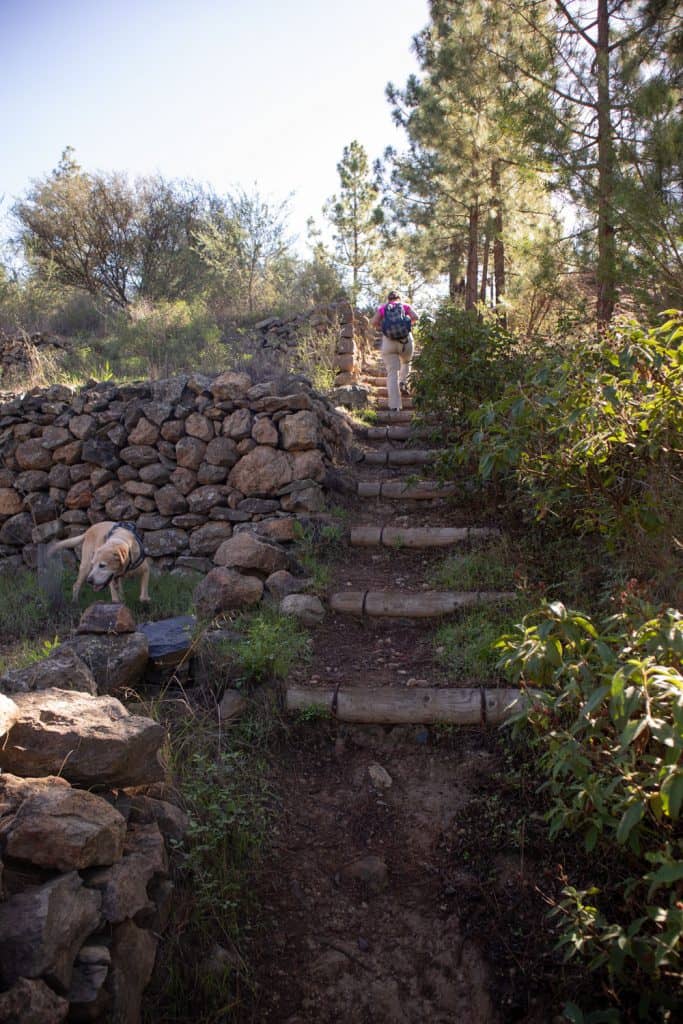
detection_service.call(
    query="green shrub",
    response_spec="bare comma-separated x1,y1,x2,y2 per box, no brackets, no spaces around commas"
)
112,298,222,379
233,608,311,683
412,304,522,432
498,599,683,1017
459,313,683,553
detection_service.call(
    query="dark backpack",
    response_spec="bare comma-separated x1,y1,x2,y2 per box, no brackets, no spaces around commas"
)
382,302,412,341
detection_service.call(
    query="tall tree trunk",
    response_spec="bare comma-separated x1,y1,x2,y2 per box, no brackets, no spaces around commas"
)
491,161,506,325
479,229,490,305
596,0,616,323
448,237,464,301
465,202,479,311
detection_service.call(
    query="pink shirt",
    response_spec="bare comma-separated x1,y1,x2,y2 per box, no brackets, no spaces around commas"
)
377,302,416,319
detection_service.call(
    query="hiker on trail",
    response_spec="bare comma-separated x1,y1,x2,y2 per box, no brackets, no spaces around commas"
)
371,290,418,412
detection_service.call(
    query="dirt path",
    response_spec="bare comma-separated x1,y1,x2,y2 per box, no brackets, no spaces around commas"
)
242,365,557,1023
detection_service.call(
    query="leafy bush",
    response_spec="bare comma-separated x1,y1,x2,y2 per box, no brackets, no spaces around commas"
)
459,313,683,553
412,304,522,432
498,599,683,1017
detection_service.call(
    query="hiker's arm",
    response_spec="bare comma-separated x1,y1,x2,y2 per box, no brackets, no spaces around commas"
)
371,309,383,328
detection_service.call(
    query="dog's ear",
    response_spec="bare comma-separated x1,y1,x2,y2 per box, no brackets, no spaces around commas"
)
114,543,128,566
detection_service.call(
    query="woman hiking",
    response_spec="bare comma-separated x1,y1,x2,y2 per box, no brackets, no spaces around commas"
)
371,290,418,412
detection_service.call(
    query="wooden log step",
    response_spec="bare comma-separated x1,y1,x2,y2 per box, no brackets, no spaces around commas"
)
358,480,457,499
329,590,515,617
377,397,414,410
285,685,527,726
350,526,500,547
374,410,413,424
365,426,412,441
361,449,436,466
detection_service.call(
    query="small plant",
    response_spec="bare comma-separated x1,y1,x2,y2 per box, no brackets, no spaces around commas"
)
295,702,331,724
293,519,344,596
429,539,515,591
350,407,379,425
434,602,523,681
234,608,311,683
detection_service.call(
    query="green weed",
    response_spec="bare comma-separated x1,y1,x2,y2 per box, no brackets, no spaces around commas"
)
143,704,274,1023
429,539,516,591
434,603,523,681
233,608,311,683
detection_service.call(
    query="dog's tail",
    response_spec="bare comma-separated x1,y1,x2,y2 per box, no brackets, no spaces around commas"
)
46,533,86,559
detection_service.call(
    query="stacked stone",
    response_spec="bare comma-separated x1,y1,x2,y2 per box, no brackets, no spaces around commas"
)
0,676,181,1022
0,332,66,391
254,302,374,386
0,370,352,575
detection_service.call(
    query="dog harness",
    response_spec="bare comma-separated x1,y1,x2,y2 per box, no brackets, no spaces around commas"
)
106,521,147,575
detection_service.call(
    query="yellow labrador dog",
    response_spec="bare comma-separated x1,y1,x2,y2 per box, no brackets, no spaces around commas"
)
48,521,150,603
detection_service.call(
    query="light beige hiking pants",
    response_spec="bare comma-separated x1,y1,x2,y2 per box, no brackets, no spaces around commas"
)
381,335,413,410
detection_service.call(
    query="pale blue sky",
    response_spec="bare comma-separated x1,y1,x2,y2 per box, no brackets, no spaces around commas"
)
1,0,429,252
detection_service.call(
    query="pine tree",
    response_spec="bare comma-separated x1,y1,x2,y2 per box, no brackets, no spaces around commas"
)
324,141,384,304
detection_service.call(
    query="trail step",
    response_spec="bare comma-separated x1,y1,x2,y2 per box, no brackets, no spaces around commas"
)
365,425,412,441
350,525,500,547
285,685,527,725
329,589,515,618
358,480,456,500
373,410,414,424
361,449,436,466
377,397,414,410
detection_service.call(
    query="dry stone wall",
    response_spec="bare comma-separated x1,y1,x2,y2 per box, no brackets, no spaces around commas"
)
0,369,353,575
0,331,67,391
0,605,183,1021
255,301,375,386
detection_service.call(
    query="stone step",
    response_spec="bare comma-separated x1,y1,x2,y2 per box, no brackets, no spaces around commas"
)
377,397,414,410
350,526,500,548
329,589,515,618
363,376,386,387
358,480,457,500
285,685,527,726
361,449,436,466
365,425,412,441
374,410,414,424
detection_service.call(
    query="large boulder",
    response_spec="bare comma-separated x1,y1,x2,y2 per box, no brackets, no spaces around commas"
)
214,532,289,576
85,822,167,924
15,439,53,472
228,446,292,496
103,920,158,1024
0,774,126,871
58,632,149,695
280,593,325,626
188,521,233,556
194,567,263,619
0,689,165,788
211,370,252,401
0,871,102,990
0,648,97,698
0,978,69,1024
279,410,319,450
0,488,23,516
